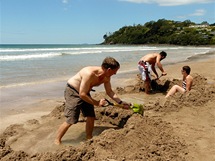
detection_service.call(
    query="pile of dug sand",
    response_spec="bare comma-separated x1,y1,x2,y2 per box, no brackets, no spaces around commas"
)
0,73,214,161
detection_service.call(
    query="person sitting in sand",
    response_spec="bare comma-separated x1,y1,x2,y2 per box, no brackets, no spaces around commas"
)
165,66,193,98
54,57,130,145
138,51,167,94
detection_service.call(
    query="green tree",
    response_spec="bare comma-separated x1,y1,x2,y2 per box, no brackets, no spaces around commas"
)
101,19,215,45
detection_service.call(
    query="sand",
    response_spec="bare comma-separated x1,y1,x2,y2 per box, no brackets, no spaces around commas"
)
0,54,215,161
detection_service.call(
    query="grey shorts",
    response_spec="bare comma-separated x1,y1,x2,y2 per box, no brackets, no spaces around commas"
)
64,84,95,124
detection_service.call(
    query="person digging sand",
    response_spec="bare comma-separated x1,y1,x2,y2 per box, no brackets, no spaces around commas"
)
54,57,130,145
138,51,167,94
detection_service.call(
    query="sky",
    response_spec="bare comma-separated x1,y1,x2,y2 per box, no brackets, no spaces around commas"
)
1,0,215,44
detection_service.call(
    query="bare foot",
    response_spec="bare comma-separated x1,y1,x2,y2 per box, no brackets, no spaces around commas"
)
86,136,92,140
54,139,61,145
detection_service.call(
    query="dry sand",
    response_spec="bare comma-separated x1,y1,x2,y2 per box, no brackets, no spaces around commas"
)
0,55,215,161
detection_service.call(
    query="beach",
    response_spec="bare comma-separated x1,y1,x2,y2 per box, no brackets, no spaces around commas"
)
0,48,215,160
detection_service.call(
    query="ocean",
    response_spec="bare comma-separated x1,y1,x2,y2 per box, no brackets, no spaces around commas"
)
0,44,215,110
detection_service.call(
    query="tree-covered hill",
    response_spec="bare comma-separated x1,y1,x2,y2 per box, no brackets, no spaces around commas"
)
102,19,215,46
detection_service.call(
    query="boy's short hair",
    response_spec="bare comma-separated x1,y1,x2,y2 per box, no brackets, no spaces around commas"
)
102,57,120,69
183,66,191,74
160,51,167,58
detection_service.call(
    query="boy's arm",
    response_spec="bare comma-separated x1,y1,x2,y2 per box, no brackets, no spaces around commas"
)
104,79,122,104
151,64,159,78
156,55,167,76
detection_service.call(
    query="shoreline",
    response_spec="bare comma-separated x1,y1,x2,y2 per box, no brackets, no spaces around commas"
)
1,47,214,89
1,51,214,108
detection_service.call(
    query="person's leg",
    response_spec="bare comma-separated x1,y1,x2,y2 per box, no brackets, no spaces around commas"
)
54,122,72,145
138,65,147,87
85,117,95,139
138,65,150,94
165,85,185,98
55,84,80,145
144,80,151,94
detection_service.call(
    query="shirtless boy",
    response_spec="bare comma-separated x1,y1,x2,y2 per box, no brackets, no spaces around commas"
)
54,57,130,145
138,51,167,94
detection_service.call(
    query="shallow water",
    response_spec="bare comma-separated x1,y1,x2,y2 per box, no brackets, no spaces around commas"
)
0,44,214,111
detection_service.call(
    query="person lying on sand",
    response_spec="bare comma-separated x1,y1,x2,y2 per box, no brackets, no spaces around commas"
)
54,57,130,145
138,51,167,94
165,66,193,98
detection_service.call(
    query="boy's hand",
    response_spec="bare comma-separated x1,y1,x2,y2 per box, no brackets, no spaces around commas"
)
99,98,106,107
162,72,167,76
121,101,131,109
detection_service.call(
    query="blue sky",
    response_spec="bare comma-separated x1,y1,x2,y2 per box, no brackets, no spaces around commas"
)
1,0,215,44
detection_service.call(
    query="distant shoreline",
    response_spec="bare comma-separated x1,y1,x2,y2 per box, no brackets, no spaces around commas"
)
100,43,215,47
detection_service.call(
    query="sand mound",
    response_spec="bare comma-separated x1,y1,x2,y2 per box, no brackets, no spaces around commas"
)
146,73,215,112
115,73,215,113
0,111,187,161
0,74,214,161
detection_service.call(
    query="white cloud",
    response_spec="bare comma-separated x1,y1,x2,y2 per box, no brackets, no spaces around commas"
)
177,9,206,20
119,0,214,6
62,0,69,4
62,0,70,10
189,9,206,16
